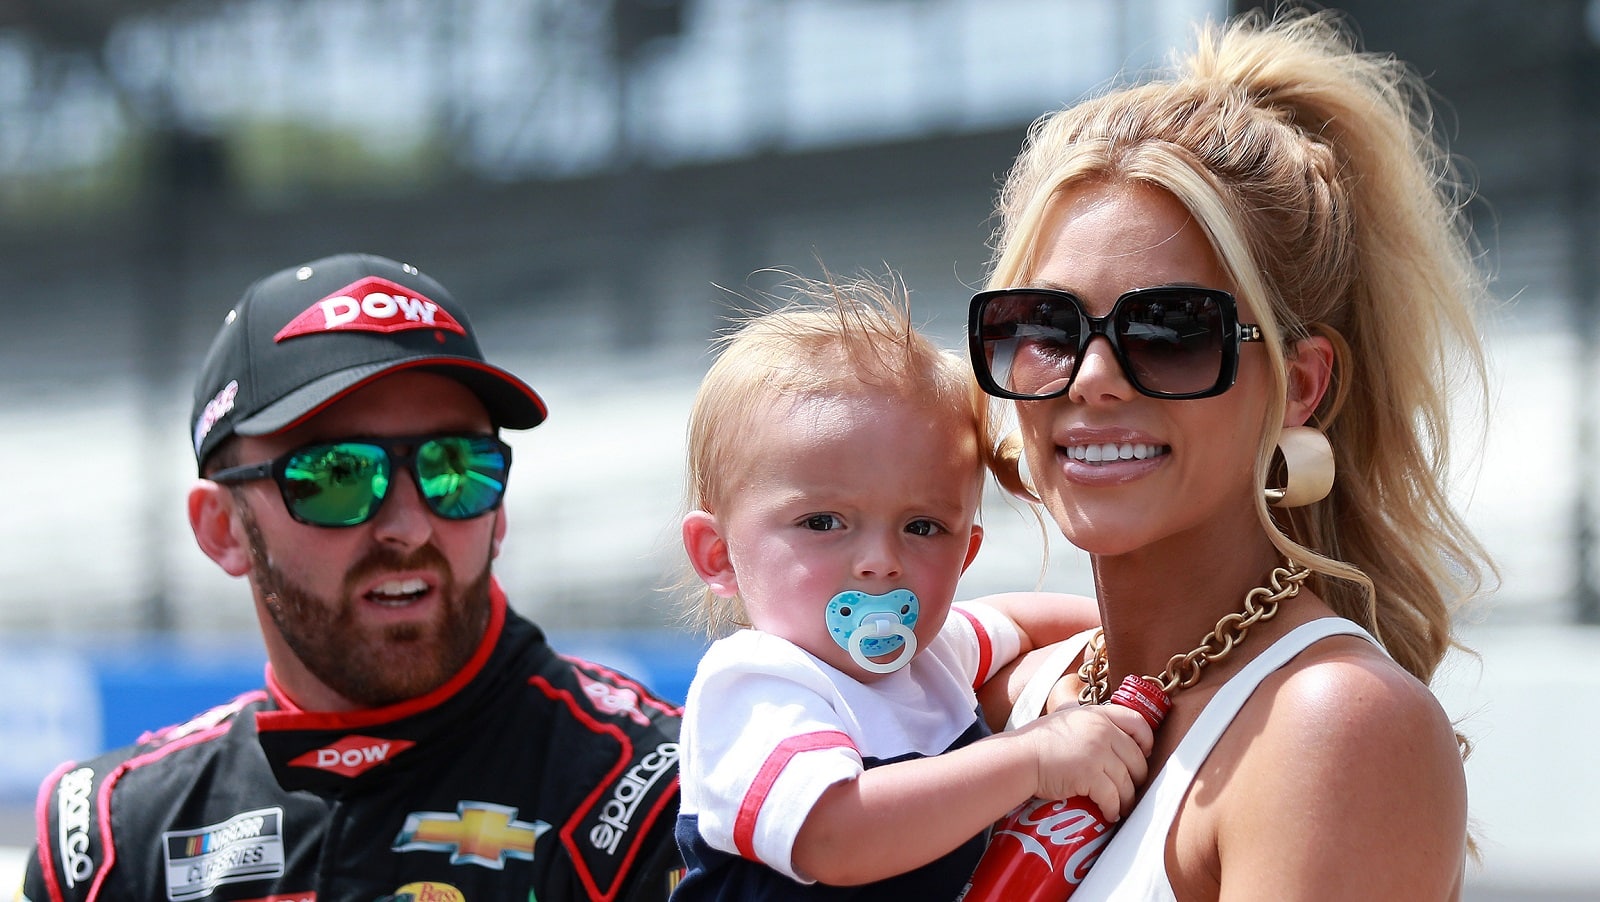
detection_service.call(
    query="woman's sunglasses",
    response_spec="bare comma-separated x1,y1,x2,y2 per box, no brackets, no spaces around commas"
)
209,433,512,528
968,285,1263,401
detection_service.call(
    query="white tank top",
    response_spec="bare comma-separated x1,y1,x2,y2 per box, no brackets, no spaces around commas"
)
1064,617,1379,900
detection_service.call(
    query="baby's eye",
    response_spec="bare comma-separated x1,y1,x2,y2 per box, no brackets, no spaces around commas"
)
905,519,943,537
802,514,843,531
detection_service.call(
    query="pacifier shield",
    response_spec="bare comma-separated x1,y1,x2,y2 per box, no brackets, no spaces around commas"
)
826,589,920,656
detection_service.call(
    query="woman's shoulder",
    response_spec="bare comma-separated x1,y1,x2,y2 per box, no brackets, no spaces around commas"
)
1254,630,1455,750
1233,631,1462,788
1189,630,1468,896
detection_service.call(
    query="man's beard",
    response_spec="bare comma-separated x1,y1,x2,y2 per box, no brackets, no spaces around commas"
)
237,503,495,708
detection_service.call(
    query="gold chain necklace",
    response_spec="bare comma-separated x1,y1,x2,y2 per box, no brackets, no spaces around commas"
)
1076,564,1313,705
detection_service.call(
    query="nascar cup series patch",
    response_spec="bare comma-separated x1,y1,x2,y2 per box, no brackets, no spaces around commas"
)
162,807,287,901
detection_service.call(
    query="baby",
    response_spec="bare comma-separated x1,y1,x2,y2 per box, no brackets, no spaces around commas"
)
670,274,1152,899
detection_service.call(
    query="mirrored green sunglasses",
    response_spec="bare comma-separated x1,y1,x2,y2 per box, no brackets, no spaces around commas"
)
209,433,512,528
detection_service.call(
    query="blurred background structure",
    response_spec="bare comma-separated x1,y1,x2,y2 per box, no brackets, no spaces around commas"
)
0,1,1595,898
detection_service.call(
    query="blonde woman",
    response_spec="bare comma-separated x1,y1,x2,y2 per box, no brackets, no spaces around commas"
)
971,9,1494,899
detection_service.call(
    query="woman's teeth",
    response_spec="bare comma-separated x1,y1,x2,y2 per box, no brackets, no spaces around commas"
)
1065,442,1168,463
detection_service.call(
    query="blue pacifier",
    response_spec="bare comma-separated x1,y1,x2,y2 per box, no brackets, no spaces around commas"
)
825,589,920,674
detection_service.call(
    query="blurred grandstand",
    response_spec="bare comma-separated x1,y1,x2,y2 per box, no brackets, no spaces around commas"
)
0,1,1597,897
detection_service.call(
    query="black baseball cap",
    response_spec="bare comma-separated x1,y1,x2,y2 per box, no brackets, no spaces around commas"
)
191,252,546,469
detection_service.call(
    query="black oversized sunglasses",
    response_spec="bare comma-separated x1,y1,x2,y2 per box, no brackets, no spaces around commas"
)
968,285,1263,401
209,433,512,528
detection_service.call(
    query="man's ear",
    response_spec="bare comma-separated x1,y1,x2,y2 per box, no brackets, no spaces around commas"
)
491,507,508,559
1283,334,1335,428
961,523,984,573
188,479,253,578
682,510,739,599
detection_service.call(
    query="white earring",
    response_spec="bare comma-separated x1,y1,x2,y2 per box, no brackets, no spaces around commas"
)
1265,426,1334,508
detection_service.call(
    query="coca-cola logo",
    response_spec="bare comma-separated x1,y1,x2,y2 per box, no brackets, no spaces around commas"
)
991,797,1112,885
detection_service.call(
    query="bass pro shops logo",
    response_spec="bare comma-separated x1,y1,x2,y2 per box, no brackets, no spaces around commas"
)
376,883,464,902
273,276,468,341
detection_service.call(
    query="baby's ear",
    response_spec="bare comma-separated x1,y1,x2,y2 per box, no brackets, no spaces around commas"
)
682,511,739,598
961,523,984,573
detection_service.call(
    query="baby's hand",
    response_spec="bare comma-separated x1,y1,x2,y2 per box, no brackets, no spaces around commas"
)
1014,703,1154,821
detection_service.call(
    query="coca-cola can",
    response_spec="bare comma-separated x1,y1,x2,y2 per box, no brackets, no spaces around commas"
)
957,796,1112,901
957,675,1171,901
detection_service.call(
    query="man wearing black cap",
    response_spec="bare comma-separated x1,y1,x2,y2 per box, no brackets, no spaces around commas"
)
21,254,685,901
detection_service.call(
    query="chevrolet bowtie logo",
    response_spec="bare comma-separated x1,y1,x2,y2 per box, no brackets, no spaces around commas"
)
393,801,551,870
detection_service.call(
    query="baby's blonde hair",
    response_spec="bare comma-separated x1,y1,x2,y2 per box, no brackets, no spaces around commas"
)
680,271,992,635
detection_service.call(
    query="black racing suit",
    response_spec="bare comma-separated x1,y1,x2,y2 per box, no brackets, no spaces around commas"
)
20,583,684,902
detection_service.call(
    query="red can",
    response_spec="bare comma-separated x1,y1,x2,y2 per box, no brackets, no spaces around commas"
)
958,674,1169,901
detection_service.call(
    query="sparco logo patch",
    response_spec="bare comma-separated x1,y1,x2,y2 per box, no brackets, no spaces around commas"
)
588,741,679,856
56,766,94,888
576,670,651,726
288,734,416,777
392,801,550,870
162,807,287,902
273,276,467,341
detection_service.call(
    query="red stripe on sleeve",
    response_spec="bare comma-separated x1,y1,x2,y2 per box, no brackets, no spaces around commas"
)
955,607,992,691
733,730,855,861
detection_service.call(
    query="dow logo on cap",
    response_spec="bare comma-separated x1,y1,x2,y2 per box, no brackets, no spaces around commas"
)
274,276,468,342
